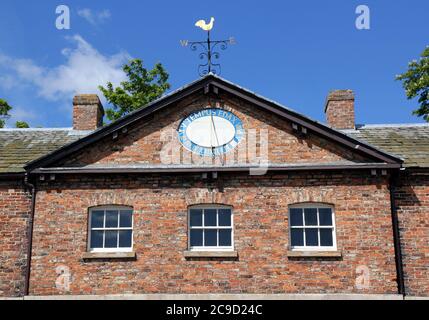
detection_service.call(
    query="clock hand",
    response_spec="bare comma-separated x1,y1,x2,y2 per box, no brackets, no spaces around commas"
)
210,113,216,158
210,112,224,165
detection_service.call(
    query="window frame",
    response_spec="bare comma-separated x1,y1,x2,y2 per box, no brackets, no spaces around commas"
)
288,203,337,252
87,206,134,253
188,205,234,252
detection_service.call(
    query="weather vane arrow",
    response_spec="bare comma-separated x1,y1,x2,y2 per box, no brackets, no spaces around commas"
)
180,17,236,76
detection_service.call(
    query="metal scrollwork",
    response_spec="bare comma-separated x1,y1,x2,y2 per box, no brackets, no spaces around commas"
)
181,32,236,77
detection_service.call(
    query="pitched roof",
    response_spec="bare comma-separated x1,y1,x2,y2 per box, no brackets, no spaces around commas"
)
0,75,409,175
0,129,90,174
343,124,429,168
22,74,401,171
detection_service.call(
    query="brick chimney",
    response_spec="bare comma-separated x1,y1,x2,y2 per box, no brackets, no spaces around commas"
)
324,90,355,130
73,94,104,131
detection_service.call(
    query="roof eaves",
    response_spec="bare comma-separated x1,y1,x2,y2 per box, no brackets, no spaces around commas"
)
24,74,403,171
24,75,214,170
33,162,401,174
209,77,403,164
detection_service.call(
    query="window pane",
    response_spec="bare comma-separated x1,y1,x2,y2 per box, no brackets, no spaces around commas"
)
204,230,217,246
219,229,232,246
190,230,203,247
218,209,232,226
319,208,333,226
90,230,103,248
105,231,118,248
304,208,318,226
119,210,133,228
320,229,333,247
190,209,203,227
105,210,119,228
91,210,104,228
204,209,217,226
290,208,303,226
119,230,132,248
305,228,319,246
291,229,304,247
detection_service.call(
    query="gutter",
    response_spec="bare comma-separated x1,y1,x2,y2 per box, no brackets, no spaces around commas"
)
32,163,401,174
0,173,25,180
23,173,36,297
389,170,406,296
24,76,403,172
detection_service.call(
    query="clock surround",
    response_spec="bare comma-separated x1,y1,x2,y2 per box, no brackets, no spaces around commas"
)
178,108,244,157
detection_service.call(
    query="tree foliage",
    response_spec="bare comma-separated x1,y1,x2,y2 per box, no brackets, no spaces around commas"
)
15,121,29,128
99,59,170,122
0,99,31,128
396,46,429,121
0,98,12,128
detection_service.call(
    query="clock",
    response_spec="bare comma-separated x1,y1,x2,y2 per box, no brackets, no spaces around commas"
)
178,108,244,156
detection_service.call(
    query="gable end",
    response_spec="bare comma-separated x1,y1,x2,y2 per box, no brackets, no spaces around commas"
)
24,75,402,172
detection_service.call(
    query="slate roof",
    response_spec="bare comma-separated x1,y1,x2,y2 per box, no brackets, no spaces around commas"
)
1,123,427,174
24,75,401,171
0,129,90,174
343,124,429,168
0,74,427,174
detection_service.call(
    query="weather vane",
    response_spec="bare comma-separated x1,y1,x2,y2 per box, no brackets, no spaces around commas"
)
181,17,236,76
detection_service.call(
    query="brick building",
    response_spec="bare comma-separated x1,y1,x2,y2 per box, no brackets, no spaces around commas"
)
0,75,427,298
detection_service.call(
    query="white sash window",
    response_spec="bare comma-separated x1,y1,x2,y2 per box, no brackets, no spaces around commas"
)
188,206,234,251
88,206,133,252
289,204,337,251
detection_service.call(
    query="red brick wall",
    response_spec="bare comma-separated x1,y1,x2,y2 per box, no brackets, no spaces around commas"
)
72,94,103,131
29,172,397,296
325,90,355,130
62,92,371,167
395,170,429,296
0,179,31,297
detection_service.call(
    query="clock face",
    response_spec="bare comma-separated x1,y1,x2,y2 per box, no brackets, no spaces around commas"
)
178,108,244,156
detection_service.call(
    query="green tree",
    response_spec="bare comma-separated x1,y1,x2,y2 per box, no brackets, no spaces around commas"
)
15,121,29,128
99,59,170,122
396,46,429,121
0,98,12,128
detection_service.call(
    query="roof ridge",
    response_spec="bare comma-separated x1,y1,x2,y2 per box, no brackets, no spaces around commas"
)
23,75,403,170
356,123,429,129
0,128,93,135
0,127,73,132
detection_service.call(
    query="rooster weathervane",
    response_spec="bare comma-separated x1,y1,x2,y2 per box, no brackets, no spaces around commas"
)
181,17,235,76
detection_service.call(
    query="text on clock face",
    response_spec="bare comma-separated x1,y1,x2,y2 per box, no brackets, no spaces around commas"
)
178,108,244,156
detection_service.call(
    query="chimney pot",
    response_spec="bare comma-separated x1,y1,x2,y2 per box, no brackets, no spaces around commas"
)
73,94,104,131
324,90,355,130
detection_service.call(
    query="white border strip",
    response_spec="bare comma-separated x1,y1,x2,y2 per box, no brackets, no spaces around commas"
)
3,294,405,301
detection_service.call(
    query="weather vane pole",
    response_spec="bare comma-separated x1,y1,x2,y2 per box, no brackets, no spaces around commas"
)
181,17,236,76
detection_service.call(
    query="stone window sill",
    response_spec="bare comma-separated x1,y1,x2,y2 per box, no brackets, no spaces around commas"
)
82,252,137,260
184,251,238,258
287,250,342,258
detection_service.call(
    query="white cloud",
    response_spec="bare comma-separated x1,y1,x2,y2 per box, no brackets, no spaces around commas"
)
9,106,38,124
0,35,130,101
0,74,17,90
77,8,111,26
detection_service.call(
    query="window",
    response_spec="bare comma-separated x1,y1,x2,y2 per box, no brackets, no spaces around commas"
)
289,204,336,251
188,206,233,251
88,206,133,252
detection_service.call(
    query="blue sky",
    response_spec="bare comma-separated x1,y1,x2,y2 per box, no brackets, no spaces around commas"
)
0,0,428,127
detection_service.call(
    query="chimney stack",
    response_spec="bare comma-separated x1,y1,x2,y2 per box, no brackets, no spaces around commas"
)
73,94,104,131
324,90,355,130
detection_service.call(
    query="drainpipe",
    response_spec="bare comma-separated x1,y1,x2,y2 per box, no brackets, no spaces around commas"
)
23,172,36,297
389,170,405,296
